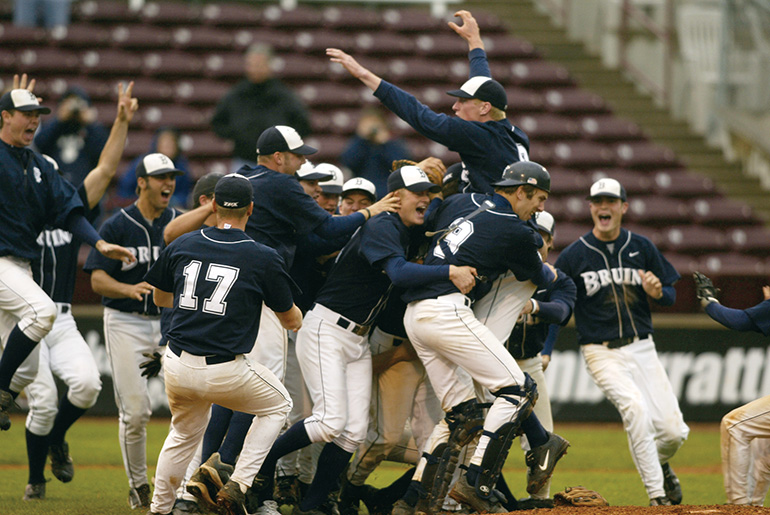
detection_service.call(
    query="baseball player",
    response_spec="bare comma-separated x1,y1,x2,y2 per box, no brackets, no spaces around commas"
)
0,76,134,432
144,173,299,515
84,152,184,509
505,211,576,508
316,164,344,214
693,275,770,505
248,166,477,515
327,10,529,194
554,178,688,506
395,163,570,515
339,177,376,216
18,82,138,501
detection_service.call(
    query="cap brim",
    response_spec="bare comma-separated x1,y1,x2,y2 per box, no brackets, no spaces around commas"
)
147,169,185,177
15,105,51,114
586,193,624,201
298,172,333,181
407,182,441,194
536,224,554,235
321,185,342,194
291,144,318,156
446,88,473,99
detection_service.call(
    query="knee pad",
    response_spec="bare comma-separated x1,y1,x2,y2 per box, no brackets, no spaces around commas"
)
444,399,486,448
492,372,538,421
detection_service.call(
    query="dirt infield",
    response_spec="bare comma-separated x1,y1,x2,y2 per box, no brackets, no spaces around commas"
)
516,506,768,514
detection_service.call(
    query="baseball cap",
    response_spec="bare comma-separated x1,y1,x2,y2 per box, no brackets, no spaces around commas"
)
387,166,441,194
192,171,225,207
342,177,377,202
215,173,253,209
587,178,627,201
317,164,344,194
256,125,317,156
296,161,333,182
0,89,51,114
135,153,184,178
447,76,508,111
534,211,555,236
443,162,464,185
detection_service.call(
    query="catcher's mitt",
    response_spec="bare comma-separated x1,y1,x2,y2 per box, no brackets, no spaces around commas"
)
392,158,446,186
553,486,609,507
693,271,720,306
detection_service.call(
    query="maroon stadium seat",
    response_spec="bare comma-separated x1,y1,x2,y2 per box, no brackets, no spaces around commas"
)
550,141,615,169
140,1,202,25
17,48,80,74
413,33,469,58
613,142,681,170
506,88,545,113
651,169,717,198
483,35,539,60
547,168,591,196
726,226,770,256
123,130,157,159
296,83,365,109
688,197,760,226
171,26,235,52
509,62,574,88
294,30,355,55
110,24,173,49
142,51,203,78
75,0,138,24
559,194,592,223
352,32,416,57
174,80,231,105
624,195,691,226
179,133,234,159
579,115,644,142
45,75,116,102
50,23,111,49
382,8,443,33
231,29,296,53
321,109,361,135
697,253,766,276
189,159,232,180
80,49,143,76
512,114,580,141
385,57,448,83
139,104,208,132
259,5,324,29
660,225,728,255
586,169,653,196
321,6,382,31
200,53,244,80
0,24,47,48
543,88,609,115
473,11,510,34
551,222,591,251
200,2,261,27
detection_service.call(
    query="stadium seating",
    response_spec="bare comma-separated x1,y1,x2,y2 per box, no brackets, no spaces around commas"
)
1,0,767,311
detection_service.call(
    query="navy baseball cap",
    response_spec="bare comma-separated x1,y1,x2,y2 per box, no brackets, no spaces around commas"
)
296,161,334,182
256,125,317,156
388,166,441,194
215,173,253,209
136,153,184,178
192,171,224,207
587,178,627,201
534,211,555,236
0,89,51,114
447,76,508,111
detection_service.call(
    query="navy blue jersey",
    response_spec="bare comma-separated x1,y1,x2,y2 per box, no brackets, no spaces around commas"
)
315,212,425,325
240,164,363,269
145,226,294,357
374,288,408,339
84,204,180,315
290,231,348,313
33,185,99,303
745,301,770,336
507,271,576,359
554,228,680,345
402,193,548,304
373,49,530,195
0,140,84,260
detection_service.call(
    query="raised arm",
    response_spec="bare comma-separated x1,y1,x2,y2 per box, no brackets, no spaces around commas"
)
83,81,139,209
327,48,382,92
448,10,484,51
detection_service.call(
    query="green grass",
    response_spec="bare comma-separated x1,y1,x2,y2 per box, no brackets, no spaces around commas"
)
0,417,740,514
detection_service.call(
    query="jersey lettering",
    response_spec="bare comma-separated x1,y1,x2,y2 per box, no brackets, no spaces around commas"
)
433,219,474,259
581,267,642,297
120,245,162,271
516,143,529,162
178,260,240,317
36,229,73,248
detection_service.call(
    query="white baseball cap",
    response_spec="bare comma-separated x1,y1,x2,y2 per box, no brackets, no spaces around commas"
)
342,177,377,202
387,166,440,194
587,178,627,201
534,211,555,236
446,76,508,111
256,125,317,156
296,160,333,182
0,89,51,114
135,153,184,178
317,164,344,194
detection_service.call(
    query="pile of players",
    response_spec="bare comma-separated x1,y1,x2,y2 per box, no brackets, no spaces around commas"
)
3,8,768,515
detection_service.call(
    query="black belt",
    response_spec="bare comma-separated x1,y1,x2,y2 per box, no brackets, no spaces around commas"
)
601,334,648,349
60,305,69,314
336,318,370,337
392,337,404,347
168,342,237,365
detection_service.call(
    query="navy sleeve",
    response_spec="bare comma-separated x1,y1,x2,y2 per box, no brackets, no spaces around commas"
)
65,213,101,247
654,285,676,306
259,248,296,314
745,300,770,336
381,257,449,289
705,302,759,332
468,48,492,78
83,217,121,274
144,243,175,293
542,324,561,356
280,179,333,235
314,212,366,240
537,275,577,325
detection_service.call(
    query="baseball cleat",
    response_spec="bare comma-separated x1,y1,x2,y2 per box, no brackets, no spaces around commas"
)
187,452,233,512
649,496,672,506
0,389,13,431
661,462,682,505
448,474,506,514
274,474,301,506
217,479,248,515
390,499,415,515
129,483,152,509
525,431,570,495
171,498,203,514
49,440,74,482
23,482,46,500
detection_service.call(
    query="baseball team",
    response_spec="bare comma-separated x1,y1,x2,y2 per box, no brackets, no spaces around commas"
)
0,8,767,515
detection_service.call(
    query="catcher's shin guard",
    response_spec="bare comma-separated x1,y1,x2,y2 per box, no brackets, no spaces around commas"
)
426,400,485,513
416,444,445,514
473,375,539,499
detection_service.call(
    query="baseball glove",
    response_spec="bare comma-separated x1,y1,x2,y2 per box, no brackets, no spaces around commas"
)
553,486,609,507
392,158,446,186
693,271,721,306
139,351,162,379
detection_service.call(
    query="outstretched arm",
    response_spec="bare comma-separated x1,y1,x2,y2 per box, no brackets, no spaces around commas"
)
327,48,382,92
83,81,139,209
448,10,484,51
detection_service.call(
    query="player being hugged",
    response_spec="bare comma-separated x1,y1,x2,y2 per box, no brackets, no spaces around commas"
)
247,166,476,515
145,174,299,515
554,178,688,506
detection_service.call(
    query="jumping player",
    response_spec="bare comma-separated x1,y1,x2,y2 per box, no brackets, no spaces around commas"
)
554,178,688,506
328,10,529,194
19,81,138,501
84,152,184,509
505,211,576,507
248,166,477,515
695,277,770,505
145,173,299,515
0,76,135,432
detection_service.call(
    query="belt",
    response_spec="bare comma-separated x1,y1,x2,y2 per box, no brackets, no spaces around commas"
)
601,334,648,349
311,303,370,337
435,293,472,308
168,342,237,365
56,303,70,315
392,338,404,347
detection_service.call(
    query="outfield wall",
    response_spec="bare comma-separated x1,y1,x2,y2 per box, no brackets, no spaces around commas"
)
63,312,767,423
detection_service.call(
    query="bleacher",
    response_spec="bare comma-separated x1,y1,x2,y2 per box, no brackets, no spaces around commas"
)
1,0,768,311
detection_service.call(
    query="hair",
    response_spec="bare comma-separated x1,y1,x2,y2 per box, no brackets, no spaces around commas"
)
216,204,250,219
488,106,506,121
494,184,538,198
246,43,274,59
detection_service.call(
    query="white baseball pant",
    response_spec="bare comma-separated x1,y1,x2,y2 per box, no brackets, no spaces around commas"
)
296,303,372,453
103,306,163,490
0,256,59,392
721,394,770,505
404,293,530,470
473,272,536,343
348,327,442,486
581,338,689,500
248,303,288,380
25,305,102,435
150,347,292,514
